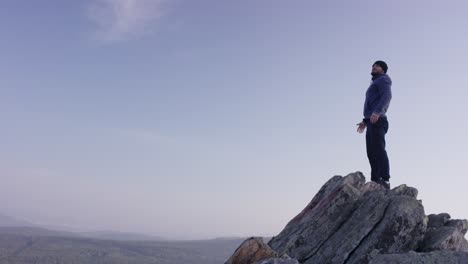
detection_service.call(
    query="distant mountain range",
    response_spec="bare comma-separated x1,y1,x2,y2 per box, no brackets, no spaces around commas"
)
0,230,243,264
0,226,80,238
79,230,168,241
0,214,34,227
0,213,168,241
0,213,244,263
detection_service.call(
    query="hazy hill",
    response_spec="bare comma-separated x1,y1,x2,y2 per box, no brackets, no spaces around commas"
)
0,214,170,242
0,226,81,238
78,231,168,241
0,214,245,263
0,214,33,227
0,233,244,264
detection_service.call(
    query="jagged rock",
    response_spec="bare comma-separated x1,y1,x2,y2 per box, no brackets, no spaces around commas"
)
268,172,426,263
427,213,451,228
369,250,468,263
301,186,426,264
360,181,385,194
419,215,468,252
447,219,468,232
390,184,418,198
252,254,300,264
225,237,278,264
341,195,426,264
225,172,468,264
268,172,367,261
300,187,391,263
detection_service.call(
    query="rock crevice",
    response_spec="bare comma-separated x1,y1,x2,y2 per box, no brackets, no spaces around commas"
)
343,200,392,264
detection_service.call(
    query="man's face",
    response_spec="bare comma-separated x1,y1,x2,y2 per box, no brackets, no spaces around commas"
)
371,64,384,75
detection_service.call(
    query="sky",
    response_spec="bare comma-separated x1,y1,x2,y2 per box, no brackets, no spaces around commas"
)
1,0,467,240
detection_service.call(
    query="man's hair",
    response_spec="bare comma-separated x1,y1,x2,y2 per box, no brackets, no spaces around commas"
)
373,60,388,73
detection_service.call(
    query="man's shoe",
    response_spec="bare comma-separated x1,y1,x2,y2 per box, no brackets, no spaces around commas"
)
377,178,390,190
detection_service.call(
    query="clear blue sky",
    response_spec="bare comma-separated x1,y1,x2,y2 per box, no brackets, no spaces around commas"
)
1,0,467,240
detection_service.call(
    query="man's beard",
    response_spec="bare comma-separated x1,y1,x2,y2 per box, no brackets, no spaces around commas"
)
371,71,379,77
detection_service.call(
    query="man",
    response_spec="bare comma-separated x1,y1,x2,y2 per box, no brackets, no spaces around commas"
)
357,60,392,189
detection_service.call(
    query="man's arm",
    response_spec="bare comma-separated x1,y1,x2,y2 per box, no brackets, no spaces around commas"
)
373,77,392,116
357,121,366,133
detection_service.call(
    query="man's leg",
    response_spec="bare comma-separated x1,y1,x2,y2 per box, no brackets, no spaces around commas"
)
366,123,380,182
375,118,390,181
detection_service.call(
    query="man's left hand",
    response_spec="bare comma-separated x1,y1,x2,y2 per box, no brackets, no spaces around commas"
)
370,113,380,124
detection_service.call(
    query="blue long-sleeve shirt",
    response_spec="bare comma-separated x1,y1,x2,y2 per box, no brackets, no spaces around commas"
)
363,73,392,118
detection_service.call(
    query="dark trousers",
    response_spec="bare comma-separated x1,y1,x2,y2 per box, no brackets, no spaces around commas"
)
365,117,390,181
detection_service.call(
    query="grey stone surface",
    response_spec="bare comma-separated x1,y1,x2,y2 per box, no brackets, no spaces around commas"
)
390,184,418,198
420,217,468,252
342,195,426,264
446,219,468,233
302,188,392,264
369,250,468,264
268,172,427,264
428,213,451,228
226,172,468,264
268,172,366,261
252,255,300,264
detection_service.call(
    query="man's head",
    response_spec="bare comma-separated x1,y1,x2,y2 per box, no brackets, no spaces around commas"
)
371,60,388,76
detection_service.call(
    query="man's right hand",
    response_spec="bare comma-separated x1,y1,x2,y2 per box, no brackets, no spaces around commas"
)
356,121,366,133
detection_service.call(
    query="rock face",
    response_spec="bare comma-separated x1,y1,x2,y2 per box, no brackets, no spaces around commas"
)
252,255,300,264
369,250,468,264
268,172,426,264
225,172,468,263
419,214,468,252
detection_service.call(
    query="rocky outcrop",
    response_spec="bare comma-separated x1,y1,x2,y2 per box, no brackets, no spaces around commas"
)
225,172,468,263
268,173,366,262
418,214,468,252
268,172,426,264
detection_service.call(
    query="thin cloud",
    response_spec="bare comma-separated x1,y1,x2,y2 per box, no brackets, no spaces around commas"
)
86,0,166,43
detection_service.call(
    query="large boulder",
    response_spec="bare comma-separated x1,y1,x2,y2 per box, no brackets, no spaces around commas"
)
419,214,468,252
268,172,427,264
225,172,468,264
225,237,278,264
268,172,367,261
339,194,426,264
